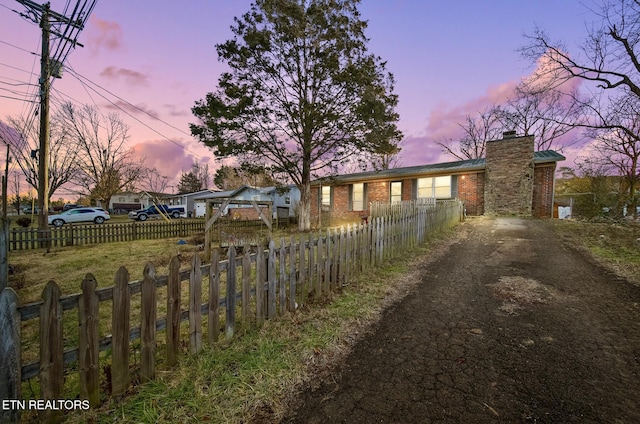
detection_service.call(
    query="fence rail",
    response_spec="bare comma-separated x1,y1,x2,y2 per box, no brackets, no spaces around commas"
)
0,200,463,423
7,218,293,251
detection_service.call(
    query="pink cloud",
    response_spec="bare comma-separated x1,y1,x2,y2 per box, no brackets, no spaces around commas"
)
162,104,189,117
103,101,158,119
100,66,149,86
131,139,214,188
87,18,123,52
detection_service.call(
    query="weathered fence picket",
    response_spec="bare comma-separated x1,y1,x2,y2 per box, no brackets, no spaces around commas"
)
112,267,130,396
189,255,203,353
242,246,252,328
79,274,99,406
166,256,181,366
226,247,237,340
209,250,221,342
141,263,157,383
0,199,463,424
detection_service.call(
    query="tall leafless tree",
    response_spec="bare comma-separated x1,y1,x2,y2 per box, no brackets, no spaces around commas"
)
437,106,503,160
497,85,582,152
59,103,147,208
0,115,79,201
521,0,640,218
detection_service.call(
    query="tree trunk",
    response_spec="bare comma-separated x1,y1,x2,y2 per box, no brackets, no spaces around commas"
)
298,182,311,231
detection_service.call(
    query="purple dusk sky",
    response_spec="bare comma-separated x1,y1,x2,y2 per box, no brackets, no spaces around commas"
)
0,0,593,196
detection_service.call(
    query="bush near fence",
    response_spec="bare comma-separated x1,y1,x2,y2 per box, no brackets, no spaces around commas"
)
0,200,463,423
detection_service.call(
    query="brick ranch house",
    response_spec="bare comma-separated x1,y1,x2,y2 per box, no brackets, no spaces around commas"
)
310,133,565,226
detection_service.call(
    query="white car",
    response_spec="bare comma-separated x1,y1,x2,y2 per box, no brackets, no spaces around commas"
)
48,207,110,227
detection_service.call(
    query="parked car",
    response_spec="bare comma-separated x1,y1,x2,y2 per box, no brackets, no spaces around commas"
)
63,203,80,211
128,204,186,221
22,206,39,214
48,207,110,227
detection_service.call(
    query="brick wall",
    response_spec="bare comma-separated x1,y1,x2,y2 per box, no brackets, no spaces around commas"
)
457,172,485,215
532,163,556,218
484,134,535,216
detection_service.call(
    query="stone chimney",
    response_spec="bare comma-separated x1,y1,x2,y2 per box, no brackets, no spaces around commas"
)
484,133,535,216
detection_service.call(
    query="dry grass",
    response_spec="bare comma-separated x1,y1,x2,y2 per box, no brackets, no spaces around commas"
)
552,219,640,286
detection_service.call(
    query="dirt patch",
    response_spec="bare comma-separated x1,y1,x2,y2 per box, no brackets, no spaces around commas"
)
488,276,556,315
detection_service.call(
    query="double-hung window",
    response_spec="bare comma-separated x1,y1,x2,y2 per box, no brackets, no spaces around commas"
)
416,176,452,199
321,186,332,211
390,181,402,203
350,183,366,211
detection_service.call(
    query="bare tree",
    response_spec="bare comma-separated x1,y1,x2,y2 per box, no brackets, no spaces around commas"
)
139,168,170,193
177,161,210,194
521,0,640,218
0,115,79,201
437,106,502,160
59,103,147,208
497,85,582,152
581,93,640,218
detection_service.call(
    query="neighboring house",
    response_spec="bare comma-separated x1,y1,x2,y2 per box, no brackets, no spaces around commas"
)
108,191,173,214
163,189,216,218
109,191,142,214
310,133,565,226
193,185,300,219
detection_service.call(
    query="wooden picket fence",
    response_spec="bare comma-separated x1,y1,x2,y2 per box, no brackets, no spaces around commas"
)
7,218,293,251
0,200,463,423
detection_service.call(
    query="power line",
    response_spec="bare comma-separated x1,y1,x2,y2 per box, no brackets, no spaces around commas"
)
65,65,204,160
0,39,37,55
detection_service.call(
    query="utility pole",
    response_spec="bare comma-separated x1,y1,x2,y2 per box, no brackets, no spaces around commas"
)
37,3,50,238
15,0,94,247
1,144,9,290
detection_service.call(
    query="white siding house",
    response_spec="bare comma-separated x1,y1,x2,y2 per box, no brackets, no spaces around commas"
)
193,185,300,218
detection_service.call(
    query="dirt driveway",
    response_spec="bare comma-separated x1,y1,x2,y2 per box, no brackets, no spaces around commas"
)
281,217,640,423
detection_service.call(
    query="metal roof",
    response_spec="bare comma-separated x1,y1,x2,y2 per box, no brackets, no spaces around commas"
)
311,150,565,185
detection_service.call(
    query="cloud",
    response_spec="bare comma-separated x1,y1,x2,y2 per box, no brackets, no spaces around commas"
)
163,104,190,117
131,139,213,187
87,18,123,52
100,66,149,86
402,56,589,167
103,101,159,119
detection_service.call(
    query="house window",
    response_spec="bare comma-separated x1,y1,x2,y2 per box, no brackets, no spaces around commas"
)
119,197,125,202
416,178,433,199
416,176,452,199
434,176,452,198
285,196,291,205
390,182,402,203
351,183,365,211
321,186,332,211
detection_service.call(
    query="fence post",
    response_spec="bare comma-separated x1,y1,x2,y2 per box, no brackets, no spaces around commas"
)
279,238,287,315
297,236,306,308
166,256,181,366
324,230,331,295
0,288,21,424
141,263,157,383
226,247,236,340
255,245,265,326
112,267,131,396
209,250,220,342
267,240,276,319
316,235,323,298
242,245,251,329
39,280,63,423
189,255,203,353
79,274,100,407
289,235,297,312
